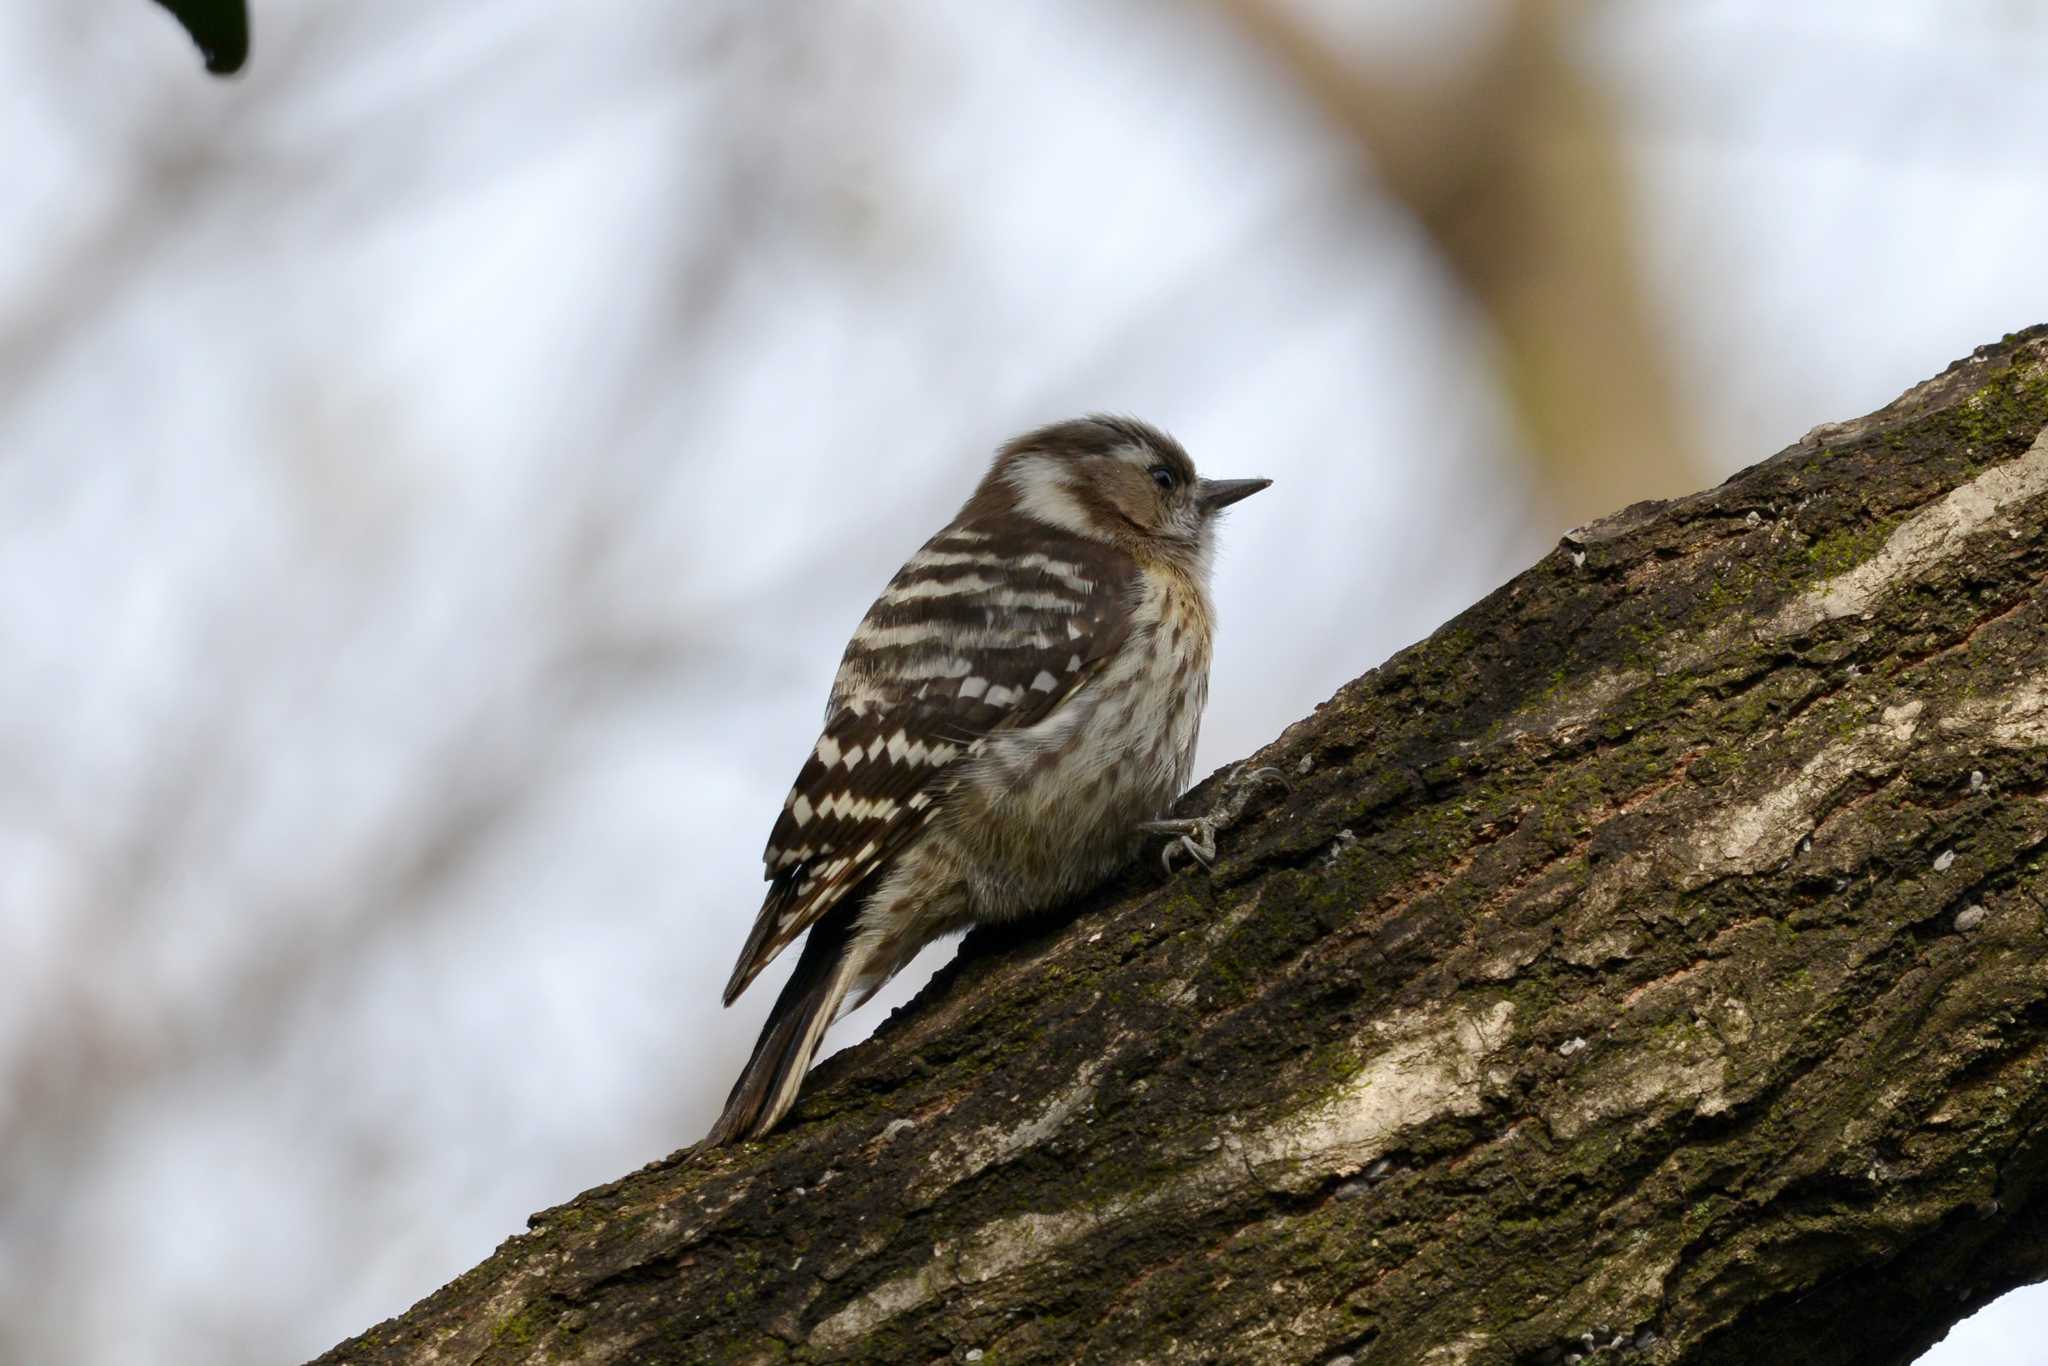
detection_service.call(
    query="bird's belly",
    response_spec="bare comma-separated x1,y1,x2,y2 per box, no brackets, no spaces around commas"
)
941,625,1209,918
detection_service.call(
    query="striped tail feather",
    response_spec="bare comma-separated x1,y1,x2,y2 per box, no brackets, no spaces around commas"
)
703,906,864,1146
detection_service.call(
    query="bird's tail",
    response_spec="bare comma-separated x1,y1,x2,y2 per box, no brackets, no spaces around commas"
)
703,909,862,1147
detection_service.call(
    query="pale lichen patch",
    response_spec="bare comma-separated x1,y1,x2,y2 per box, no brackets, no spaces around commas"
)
928,1058,1105,1191
1246,1002,1514,1182
1478,930,1549,980
1505,667,1652,745
1880,699,1927,744
1554,1237,1679,1348
1550,1051,1728,1141
1421,1333,1496,1365
1560,850,1656,966
1685,701,1922,885
1771,425,2048,637
809,1006,1522,1348
810,1203,1124,1350
809,1242,968,1350
1154,887,1267,1002
955,1205,1120,1285
1941,672,2048,750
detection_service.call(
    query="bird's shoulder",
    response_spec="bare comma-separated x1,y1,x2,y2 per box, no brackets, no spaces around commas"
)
827,518,1139,718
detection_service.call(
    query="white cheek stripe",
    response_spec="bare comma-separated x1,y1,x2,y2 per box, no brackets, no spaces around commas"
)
1003,456,1094,536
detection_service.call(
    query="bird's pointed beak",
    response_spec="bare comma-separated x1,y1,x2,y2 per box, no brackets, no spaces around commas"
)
1197,477,1272,513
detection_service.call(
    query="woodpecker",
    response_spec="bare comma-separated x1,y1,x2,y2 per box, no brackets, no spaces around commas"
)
705,416,1269,1145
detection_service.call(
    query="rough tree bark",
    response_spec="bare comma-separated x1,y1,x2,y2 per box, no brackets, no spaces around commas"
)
320,329,2048,1366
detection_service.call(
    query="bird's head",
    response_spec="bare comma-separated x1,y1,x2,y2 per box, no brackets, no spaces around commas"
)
973,415,1269,571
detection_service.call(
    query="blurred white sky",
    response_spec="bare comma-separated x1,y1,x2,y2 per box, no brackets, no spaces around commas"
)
1,3,2045,1363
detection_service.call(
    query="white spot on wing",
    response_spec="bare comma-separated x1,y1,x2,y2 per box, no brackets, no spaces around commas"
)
792,794,814,825
852,622,967,650
883,575,997,603
894,656,974,680
960,676,989,700
1013,552,1094,594
908,549,994,569
987,589,1087,612
816,735,841,767
1031,670,1058,692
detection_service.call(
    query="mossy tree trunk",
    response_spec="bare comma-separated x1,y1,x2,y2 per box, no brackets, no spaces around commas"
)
319,329,2048,1366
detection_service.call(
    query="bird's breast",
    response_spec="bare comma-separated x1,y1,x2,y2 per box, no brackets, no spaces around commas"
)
941,567,1215,917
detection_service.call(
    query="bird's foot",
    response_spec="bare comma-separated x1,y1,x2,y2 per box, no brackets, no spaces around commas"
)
1140,764,1287,874
1140,815,1219,873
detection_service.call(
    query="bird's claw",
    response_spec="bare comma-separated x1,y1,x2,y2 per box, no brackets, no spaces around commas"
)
1139,817,1218,874
1140,763,1287,876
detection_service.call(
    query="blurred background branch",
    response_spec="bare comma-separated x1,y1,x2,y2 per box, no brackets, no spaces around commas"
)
1225,0,1706,524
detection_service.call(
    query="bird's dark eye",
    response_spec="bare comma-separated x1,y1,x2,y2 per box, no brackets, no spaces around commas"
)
1148,465,1177,492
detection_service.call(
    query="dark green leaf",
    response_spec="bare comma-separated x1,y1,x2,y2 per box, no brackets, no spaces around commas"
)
151,0,249,76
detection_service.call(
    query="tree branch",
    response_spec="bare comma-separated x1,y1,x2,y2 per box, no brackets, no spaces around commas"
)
320,327,2048,1365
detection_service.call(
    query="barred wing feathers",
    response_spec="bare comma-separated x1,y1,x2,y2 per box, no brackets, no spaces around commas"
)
721,527,1135,1005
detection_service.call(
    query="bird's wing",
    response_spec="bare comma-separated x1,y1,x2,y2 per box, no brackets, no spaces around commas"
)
721,528,1136,1005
